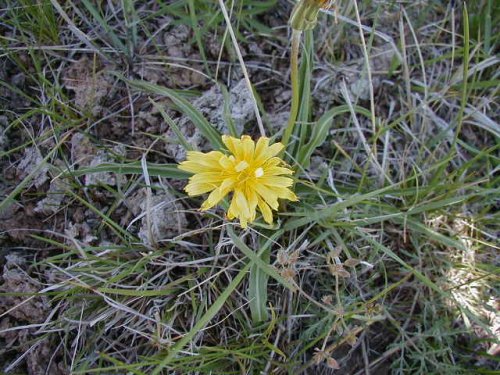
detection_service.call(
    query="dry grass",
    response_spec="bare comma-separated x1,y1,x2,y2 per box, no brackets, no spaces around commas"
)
0,0,498,374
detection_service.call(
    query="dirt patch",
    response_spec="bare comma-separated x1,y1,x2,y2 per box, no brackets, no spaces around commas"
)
63,56,115,115
0,254,66,375
125,187,187,246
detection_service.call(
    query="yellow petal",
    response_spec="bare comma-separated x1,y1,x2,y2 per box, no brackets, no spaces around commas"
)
218,155,235,170
257,198,273,224
235,160,249,172
273,186,299,202
245,185,259,222
220,177,236,192
178,161,209,174
185,182,216,196
201,186,229,211
254,184,279,210
227,194,238,220
260,176,294,188
241,135,255,161
239,217,248,229
263,166,294,176
262,157,283,168
234,189,251,219
179,151,225,173
262,142,284,160
190,172,226,184
254,137,269,161
187,150,225,164
222,135,243,159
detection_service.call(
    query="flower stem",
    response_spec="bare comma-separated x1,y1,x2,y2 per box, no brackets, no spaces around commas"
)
281,29,302,154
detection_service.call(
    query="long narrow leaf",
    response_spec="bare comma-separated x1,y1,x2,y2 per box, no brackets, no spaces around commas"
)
297,105,372,168
126,79,223,150
66,162,190,180
228,227,294,290
151,260,252,374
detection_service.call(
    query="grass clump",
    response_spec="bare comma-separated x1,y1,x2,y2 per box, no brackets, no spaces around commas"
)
0,0,498,374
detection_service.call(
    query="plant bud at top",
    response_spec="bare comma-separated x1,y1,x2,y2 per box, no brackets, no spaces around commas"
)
289,0,330,31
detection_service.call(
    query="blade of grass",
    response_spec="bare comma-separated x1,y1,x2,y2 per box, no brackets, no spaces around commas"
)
248,248,270,323
151,260,252,374
149,99,193,151
65,189,134,242
246,230,285,323
80,0,128,55
126,79,223,150
228,227,294,291
296,104,371,168
64,162,190,180
188,0,210,74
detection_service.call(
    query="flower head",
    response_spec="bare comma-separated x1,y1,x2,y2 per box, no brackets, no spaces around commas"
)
179,135,298,228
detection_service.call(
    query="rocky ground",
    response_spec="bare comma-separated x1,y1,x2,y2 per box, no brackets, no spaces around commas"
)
1,0,498,374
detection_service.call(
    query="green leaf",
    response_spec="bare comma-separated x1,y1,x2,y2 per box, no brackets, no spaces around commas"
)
151,260,252,374
246,230,285,323
66,162,190,180
228,227,294,291
296,105,372,168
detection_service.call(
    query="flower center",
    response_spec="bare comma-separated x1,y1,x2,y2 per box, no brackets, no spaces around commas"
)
235,160,249,172
231,159,264,186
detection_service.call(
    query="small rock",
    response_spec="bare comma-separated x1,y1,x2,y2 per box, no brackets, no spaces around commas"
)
84,146,126,186
165,79,255,161
0,115,7,151
267,111,289,133
71,133,95,167
16,147,49,188
34,178,67,214
0,254,50,323
136,188,187,246
63,56,114,115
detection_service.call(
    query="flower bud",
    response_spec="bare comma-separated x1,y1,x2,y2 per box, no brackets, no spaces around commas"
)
289,0,330,31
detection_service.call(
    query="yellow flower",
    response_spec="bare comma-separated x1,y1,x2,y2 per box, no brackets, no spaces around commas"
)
178,135,298,228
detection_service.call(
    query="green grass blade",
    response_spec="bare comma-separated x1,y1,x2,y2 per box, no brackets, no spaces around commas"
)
296,105,372,168
151,260,252,374
80,0,128,55
149,99,193,151
228,227,294,290
284,182,398,230
248,251,270,323
188,0,210,74
246,230,284,324
65,162,190,180
126,79,223,150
